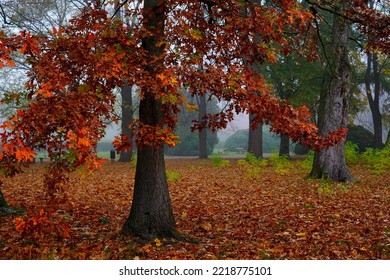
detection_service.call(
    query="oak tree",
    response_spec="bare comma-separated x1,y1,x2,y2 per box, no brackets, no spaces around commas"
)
0,0,370,239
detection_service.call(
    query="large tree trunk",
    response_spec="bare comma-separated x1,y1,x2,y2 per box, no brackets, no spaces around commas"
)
198,93,208,159
122,0,181,240
248,113,263,158
118,84,133,162
310,6,353,182
365,53,384,149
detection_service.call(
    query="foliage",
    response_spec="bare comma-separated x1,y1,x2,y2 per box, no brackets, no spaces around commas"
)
237,153,267,180
300,150,315,171
316,180,349,196
0,1,351,187
345,141,360,165
211,156,230,168
346,125,375,152
14,208,71,242
294,143,310,155
165,90,219,156
165,130,218,156
0,0,388,241
224,128,281,153
166,170,182,183
268,151,293,175
361,146,390,175
0,160,388,259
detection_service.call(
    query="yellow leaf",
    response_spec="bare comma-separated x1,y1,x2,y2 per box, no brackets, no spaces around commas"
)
295,232,306,237
154,238,162,247
181,211,187,218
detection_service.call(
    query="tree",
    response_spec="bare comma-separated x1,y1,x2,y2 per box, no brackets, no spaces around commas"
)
307,0,389,182
364,52,384,149
261,54,323,157
0,1,353,237
117,80,134,163
198,92,208,159
310,3,353,182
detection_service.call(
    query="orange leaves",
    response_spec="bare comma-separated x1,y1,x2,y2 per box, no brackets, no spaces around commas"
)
133,122,180,149
0,160,388,259
15,149,36,162
13,208,71,241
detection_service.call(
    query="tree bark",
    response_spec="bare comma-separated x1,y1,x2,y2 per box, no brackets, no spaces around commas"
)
365,53,384,149
279,134,290,157
122,0,181,240
198,93,208,159
118,84,133,162
248,113,263,158
0,189,9,208
0,188,21,215
310,6,354,182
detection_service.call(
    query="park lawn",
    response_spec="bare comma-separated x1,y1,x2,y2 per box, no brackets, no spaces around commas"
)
0,158,389,260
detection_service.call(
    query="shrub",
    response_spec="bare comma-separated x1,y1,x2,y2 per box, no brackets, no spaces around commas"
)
166,170,182,183
268,151,292,175
346,125,375,152
211,155,230,168
237,153,267,179
345,141,359,165
361,146,390,175
300,150,314,171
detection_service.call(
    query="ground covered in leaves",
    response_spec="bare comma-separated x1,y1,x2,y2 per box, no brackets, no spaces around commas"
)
0,158,389,259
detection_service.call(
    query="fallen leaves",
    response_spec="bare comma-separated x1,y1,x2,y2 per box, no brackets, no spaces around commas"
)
0,158,389,260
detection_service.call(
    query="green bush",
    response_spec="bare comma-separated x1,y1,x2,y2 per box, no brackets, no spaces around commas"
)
268,151,292,175
361,146,390,175
346,125,375,152
238,153,267,180
300,150,314,171
211,155,230,168
345,141,359,165
165,130,218,156
166,170,182,183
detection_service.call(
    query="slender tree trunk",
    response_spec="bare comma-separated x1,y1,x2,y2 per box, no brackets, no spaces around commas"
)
279,134,290,157
118,84,133,162
310,6,354,182
122,0,181,240
198,93,208,159
365,53,383,149
248,113,263,158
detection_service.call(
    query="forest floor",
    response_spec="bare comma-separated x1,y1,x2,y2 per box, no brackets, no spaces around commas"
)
0,158,389,260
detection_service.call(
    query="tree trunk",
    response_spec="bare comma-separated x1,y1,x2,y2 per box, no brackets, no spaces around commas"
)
310,6,353,182
279,134,290,157
248,113,263,158
198,93,208,159
0,188,21,215
118,84,133,162
122,0,181,240
365,53,383,149
0,189,9,208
